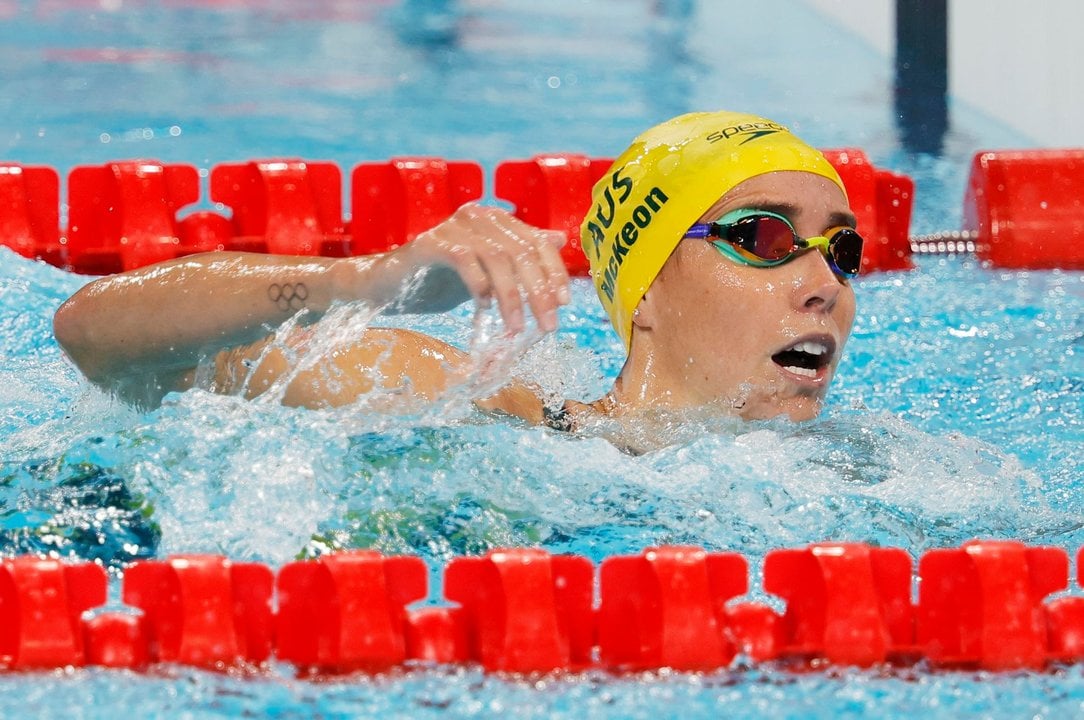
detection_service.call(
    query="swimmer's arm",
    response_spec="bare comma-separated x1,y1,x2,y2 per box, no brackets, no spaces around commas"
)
54,204,569,396
54,251,358,393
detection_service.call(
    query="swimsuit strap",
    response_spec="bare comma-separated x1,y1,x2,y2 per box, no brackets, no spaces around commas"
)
541,402,575,432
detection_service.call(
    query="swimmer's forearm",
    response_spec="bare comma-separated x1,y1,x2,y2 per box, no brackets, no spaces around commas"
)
53,251,461,383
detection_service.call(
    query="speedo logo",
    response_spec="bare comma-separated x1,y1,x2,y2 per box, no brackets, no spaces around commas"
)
585,166,670,303
706,121,787,145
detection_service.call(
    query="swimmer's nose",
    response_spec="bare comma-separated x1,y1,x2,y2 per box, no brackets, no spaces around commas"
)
791,248,842,313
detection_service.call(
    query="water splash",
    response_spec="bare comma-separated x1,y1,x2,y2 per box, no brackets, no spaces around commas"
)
2,250,1080,570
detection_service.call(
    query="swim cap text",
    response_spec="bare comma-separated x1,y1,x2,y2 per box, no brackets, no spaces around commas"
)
706,121,786,144
598,185,669,304
586,169,634,258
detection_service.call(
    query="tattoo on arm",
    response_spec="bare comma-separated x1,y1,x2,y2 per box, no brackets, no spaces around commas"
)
268,282,309,312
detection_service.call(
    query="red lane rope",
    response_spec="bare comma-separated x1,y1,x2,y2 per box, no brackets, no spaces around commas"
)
2,151,917,276
5,150,1082,275
2,541,1083,674
5,151,1082,275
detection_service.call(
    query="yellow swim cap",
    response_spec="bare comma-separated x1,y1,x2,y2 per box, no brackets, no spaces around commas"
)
580,110,846,348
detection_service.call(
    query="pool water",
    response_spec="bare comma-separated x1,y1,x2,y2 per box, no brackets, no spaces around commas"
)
1,1,1083,717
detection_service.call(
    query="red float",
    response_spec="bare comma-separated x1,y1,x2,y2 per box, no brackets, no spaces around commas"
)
275,551,427,671
0,557,107,669
350,157,483,255
597,546,746,670
763,543,915,666
404,606,470,664
444,548,594,673
210,159,348,256
83,612,149,669
494,154,612,276
724,602,785,662
122,554,274,667
822,148,915,273
0,164,62,265
917,540,1067,670
1046,546,1084,663
67,161,203,273
963,149,1084,269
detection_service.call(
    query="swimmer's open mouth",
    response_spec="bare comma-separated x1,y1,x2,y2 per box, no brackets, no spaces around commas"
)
771,337,835,379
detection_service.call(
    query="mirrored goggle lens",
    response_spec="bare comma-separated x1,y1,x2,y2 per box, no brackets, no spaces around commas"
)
726,215,797,261
827,228,864,276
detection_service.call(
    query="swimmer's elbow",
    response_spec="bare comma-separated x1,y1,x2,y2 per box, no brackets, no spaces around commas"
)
53,293,141,391
56,302,184,407
53,296,105,381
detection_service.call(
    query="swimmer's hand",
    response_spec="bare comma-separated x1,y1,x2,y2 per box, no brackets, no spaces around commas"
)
375,204,571,333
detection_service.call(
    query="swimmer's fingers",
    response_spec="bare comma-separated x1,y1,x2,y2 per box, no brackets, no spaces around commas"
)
401,204,569,332
473,235,529,333
436,237,495,309
395,205,493,308
539,238,573,306
474,207,572,333
489,208,576,294
486,212,568,331
436,205,516,312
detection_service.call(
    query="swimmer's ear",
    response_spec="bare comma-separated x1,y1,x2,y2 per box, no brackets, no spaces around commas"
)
631,293,658,330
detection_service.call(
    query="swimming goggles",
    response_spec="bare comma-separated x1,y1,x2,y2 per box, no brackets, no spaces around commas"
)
684,208,864,278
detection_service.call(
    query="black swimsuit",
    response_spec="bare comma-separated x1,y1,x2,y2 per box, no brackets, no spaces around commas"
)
541,402,575,432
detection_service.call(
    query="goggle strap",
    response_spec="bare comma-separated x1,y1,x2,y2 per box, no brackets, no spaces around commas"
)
683,224,713,240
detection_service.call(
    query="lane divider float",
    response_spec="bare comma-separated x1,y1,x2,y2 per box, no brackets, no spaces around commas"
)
963,149,1084,270
2,541,1084,674
0,150,916,276
3,150,1080,275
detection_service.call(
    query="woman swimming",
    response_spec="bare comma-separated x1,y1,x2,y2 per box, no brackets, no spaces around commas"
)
53,111,860,429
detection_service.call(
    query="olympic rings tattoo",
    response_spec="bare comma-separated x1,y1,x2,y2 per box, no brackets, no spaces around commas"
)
267,282,309,311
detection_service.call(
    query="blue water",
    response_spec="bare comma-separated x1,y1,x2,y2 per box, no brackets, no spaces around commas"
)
1,1,1083,718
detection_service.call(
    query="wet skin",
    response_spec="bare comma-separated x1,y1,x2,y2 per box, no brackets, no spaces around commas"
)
614,171,858,422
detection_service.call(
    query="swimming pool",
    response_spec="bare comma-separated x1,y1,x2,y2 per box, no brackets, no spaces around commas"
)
1,0,1082,717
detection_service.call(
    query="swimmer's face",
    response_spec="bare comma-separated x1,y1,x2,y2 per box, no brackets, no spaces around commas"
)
639,171,857,421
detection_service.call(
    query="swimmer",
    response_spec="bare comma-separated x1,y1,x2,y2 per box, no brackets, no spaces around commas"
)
54,111,860,430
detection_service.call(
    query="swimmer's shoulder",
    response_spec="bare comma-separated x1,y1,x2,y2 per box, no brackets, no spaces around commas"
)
204,326,472,407
200,323,595,427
